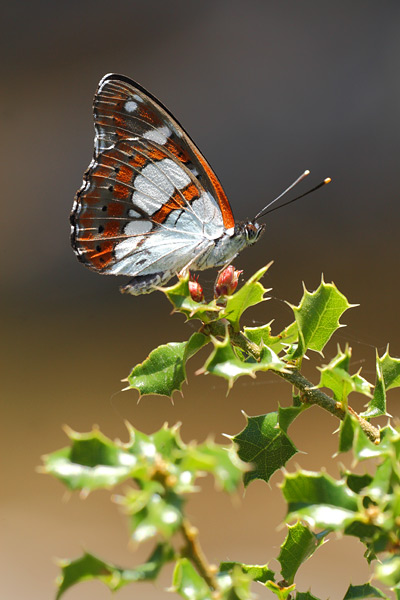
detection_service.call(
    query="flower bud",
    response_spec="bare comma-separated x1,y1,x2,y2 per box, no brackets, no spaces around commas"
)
188,275,204,302
214,266,242,297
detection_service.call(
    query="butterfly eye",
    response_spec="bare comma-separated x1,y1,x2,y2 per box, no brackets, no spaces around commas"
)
245,222,264,243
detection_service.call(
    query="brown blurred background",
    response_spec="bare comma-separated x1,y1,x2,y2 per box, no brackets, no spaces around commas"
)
2,1,400,598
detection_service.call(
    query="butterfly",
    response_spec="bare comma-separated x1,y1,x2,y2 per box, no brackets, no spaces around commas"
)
71,74,323,295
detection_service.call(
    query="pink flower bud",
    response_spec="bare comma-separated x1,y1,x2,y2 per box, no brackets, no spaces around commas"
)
214,266,242,298
188,275,204,302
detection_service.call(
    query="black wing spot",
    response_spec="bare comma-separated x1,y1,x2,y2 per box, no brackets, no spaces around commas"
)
96,245,101,252
108,185,114,192
102,206,107,212
98,225,104,233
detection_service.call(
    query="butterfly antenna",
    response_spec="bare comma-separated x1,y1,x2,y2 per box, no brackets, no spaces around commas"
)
253,170,310,221
256,177,331,219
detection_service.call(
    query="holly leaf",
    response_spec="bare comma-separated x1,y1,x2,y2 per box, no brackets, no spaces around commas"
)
172,558,212,600
56,545,174,599
183,441,245,493
42,427,142,492
343,471,373,495
278,405,307,434
219,561,275,584
289,278,355,359
220,263,272,331
281,470,359,529
278,522,324,584
203,331,289,389
375,557,400,588
338,413,357,453
120,483,183,542
362,348,400,418
244,321,298,356
343,583,388,599
162,273,221,322
127,332,208,398
232,412,298,485
318,345,372,407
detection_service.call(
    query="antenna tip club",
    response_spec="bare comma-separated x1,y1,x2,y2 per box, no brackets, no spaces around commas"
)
324,177,332,184
304,169,310,176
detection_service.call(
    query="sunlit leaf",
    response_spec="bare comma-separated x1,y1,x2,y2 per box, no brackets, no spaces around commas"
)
244,321,298,356
121,484,183,542
343,583,387,599
172,558,212,600
221,263,272,331
42,428,141,492
278,522,324,584
127,332,208,398
318,345,372,408
281,470,359,529
203,331,289,389
290,278,354,359
56,545,174,599
362,348,400,418
219,561,275,584
183,441,245,493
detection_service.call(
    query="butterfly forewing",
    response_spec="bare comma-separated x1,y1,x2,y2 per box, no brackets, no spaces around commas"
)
71,74,234,285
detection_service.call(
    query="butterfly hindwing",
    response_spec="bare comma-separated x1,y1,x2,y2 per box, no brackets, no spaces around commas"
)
71,74,241,293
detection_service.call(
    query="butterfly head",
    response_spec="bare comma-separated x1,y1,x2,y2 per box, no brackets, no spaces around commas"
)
242,221,266,245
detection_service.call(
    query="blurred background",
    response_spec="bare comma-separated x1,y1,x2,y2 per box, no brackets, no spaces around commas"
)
2,1,400,598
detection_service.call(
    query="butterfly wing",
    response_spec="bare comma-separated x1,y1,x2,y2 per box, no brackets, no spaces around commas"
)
71,74,236,292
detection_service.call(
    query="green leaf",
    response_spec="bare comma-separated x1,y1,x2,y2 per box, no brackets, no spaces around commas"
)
278,522,323,585
265,580,296,599
220,263,272,331
120,483,183,542
127,332,208,398
232,412,298,485
203,331,289,389
290,278,354,359
184,441,245,493
278,405,307,434
318,345,372,408
244,321,298,355
295,593,322,600
343,583,388,599
219,561,275,584
338,413,356,453
376,557,400,588
42,427,142,492
162,273,221,322
344,472,373,494
353,424,398,462
56,545,174,599
362,348,400,418
172,558,212,600
281,470,359,529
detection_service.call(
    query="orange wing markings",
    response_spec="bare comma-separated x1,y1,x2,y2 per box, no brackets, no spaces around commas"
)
152,183,200,224
192,150,235,230
88,241,114,269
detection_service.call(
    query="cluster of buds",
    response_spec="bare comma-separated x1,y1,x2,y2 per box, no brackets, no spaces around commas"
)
214,265,242,298
187,266,242,303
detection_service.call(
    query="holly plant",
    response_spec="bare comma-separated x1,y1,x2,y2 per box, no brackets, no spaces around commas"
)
42,264,400,599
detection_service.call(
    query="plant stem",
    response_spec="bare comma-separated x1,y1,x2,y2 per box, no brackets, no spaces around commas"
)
204,322,380,444
180,518,219,591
